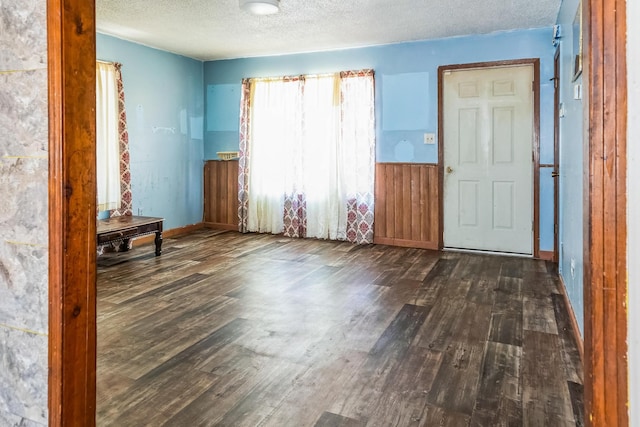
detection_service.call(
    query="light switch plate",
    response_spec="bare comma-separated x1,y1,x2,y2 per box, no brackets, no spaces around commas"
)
574,84,582,100
423,133,436,144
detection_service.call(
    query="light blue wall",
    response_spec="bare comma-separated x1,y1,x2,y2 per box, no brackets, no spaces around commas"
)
203,28,556,251
556,0,584,335
97,33,204,230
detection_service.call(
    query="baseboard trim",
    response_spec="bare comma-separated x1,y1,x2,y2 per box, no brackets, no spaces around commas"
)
203,222,238,231
557,274,585,363
132,222,205,247
539,250,556,261
373,237,438,250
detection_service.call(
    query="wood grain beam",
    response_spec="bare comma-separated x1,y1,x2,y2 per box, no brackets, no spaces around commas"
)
47,0,97,425
584,0,628,424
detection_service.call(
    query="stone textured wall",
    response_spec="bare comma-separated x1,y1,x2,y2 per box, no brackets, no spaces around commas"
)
0,1,49,425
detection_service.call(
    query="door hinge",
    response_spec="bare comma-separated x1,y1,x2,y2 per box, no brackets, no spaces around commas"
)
532,81,535,91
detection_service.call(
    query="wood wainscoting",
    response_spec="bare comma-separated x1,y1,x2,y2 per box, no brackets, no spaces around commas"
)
374,163,440,250
204,160,239,230
202,161,440,249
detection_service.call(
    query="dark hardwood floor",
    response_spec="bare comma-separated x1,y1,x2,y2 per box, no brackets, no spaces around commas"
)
96,229,583,426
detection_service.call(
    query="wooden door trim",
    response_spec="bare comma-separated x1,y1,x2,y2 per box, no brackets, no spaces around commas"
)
553,49,560,263
437,58,541,257
583,0,628,424
47,0,97,426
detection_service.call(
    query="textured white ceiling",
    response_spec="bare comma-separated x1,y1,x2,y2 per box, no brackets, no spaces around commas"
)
96,0,562,61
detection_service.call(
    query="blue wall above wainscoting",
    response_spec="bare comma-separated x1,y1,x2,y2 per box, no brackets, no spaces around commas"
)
202,27,555,165
97,28,557,249
97,33,204,230
556,0,585,335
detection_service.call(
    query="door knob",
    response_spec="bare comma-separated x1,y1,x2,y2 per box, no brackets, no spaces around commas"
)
446,166,454,174
551,171,559,178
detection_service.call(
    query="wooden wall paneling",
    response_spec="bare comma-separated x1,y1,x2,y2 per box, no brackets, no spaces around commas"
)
47,0,97,425
418,166,427,243
205,161,217,224
215,161,224,223
216,161,227,222
397,164,406,240
203,160,239,230
425,166,439,244
227,160,238,224
392,165,403,240
374,164,387,238
410,165,422,242
385,164,395,239
584,0,628,424
214,161,221,221
430,169,440,244
401,165,412,240
203,161,211,221
395,166,403,239
374,163,439,250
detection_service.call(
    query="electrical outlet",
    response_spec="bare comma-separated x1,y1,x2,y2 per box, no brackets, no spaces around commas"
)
423,133,436,145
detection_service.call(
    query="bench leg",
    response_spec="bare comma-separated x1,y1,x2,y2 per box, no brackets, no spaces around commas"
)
154,231,162,256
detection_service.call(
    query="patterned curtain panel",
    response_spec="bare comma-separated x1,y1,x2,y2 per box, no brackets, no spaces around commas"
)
237,70,375,244
238,79,251,233
96,61,132,218
340,70,375,243
109,63,133,217
96,61,122,212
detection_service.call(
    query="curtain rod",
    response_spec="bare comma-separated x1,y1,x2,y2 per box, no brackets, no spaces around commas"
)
249,69,373,82
97,59,114,65
249,73,336,84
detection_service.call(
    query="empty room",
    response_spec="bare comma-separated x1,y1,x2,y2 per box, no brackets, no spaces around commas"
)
1,0,636,426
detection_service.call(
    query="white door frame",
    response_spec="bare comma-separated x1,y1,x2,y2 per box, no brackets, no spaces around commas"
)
437,58,541,258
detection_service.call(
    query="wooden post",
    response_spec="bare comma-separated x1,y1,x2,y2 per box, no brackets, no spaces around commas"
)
47,0,97,425
584,0,628,424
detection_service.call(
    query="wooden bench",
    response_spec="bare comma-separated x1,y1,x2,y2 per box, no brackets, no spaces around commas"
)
97,216,164,256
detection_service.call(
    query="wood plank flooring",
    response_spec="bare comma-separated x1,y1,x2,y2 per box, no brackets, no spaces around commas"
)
97,229,583,426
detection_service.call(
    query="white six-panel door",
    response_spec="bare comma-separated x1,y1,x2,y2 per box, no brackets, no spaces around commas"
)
443,65,534,255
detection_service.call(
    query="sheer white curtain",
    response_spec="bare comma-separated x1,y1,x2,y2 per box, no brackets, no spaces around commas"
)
302,75,342,240
239,70,375,244
247,77,302,233
96,62,121,211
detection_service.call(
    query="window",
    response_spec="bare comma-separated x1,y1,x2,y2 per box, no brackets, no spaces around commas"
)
96,61,122,212
238,70,376,244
